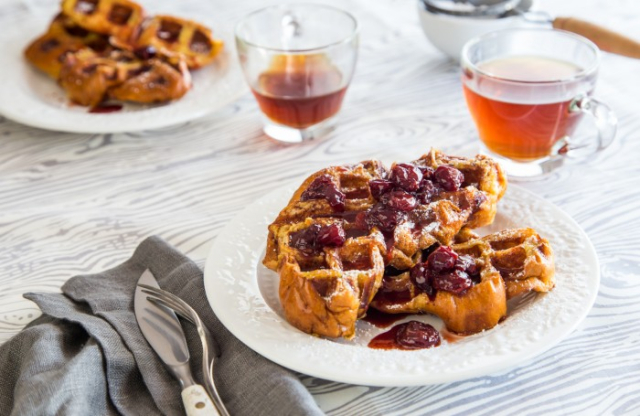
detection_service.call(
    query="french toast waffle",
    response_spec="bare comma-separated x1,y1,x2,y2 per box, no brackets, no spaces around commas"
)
265,150,507,271
24,1,222,108
107,57,191,103
277,218,386,339
24,14,110,79
481,228,555,299
104,49,192,103
57,49,191,106
58,49,120,107
61,0,144,44
136,16,224,69
370,228,555,334
264,150,510,339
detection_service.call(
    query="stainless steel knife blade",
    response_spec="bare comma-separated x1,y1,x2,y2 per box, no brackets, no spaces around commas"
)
134,269,218,416
135,270,191,367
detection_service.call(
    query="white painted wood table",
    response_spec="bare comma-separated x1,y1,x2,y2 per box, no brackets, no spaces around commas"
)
1,0,640,414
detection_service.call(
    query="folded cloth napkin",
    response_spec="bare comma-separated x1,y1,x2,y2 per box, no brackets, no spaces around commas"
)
0,236,324,416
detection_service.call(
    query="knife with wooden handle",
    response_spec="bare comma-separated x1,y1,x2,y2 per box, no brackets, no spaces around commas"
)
135,269,219,416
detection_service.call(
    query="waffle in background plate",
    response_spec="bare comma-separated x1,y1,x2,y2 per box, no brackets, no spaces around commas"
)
24,13,110,79
136,15,224,69
24,0,222,108
60,0,144,44
57,48,192,107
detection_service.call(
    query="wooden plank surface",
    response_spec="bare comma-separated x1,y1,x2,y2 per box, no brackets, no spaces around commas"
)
1,0,640,414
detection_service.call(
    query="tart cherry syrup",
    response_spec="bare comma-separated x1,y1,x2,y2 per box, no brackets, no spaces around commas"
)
252,54,347,129
366,318,467,351
368,321,441,350
362,309,409,328
89,104,123,113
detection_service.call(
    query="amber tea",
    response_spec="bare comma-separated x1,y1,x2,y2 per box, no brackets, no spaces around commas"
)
463,56,588,162
461,29,616,178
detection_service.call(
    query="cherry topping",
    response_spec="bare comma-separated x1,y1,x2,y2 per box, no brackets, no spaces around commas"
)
134,45,157,60
390,163,422,192
301,175,346,212
366,203,404,234
290,223,346,254
432,269,472,295
434,165,464,192
382,190,417,212
369,179,394,200
421,244,440,262
410,262,432,292
290,224,320,254
419,166,435,180
427,246,458,272
395,321,441,349
455,254,479,275
354,211,369,231
416,180,439,204
89,104,123,114
316,223,346,247
411,246,478,297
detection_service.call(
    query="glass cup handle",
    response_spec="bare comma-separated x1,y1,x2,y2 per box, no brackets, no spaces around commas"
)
561,95,617,156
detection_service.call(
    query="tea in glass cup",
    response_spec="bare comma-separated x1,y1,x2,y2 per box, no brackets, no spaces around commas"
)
461,29,617,178
236,4,358,143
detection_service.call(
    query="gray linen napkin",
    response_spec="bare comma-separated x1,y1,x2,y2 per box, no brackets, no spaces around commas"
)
0,236,324,416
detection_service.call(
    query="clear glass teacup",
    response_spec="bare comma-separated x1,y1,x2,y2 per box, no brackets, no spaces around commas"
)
461,28,617,178
235,4,359,143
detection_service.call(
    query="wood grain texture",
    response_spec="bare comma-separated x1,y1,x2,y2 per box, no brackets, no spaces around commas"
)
1,0,640,414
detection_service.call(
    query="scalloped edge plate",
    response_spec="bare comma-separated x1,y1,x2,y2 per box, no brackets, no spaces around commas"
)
204,183,599,386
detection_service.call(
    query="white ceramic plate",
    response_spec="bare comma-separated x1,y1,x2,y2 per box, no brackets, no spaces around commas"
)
204,184,599,386
0,14,246,133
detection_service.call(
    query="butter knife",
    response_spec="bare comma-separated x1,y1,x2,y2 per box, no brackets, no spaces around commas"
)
135,269,219,416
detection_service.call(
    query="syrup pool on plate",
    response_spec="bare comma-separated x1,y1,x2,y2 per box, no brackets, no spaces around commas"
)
368,321,441,351
362,309,409,328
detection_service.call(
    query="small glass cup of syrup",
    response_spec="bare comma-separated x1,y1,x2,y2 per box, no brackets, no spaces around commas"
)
236,4,358,143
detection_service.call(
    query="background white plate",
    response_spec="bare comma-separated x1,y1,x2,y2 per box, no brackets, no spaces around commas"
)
0,13,246,133
204,184,600,386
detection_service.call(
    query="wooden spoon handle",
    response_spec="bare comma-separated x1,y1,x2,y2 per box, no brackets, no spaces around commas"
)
553,17,640,59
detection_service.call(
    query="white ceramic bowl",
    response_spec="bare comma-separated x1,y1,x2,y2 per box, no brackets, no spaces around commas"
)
417,0,539,60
